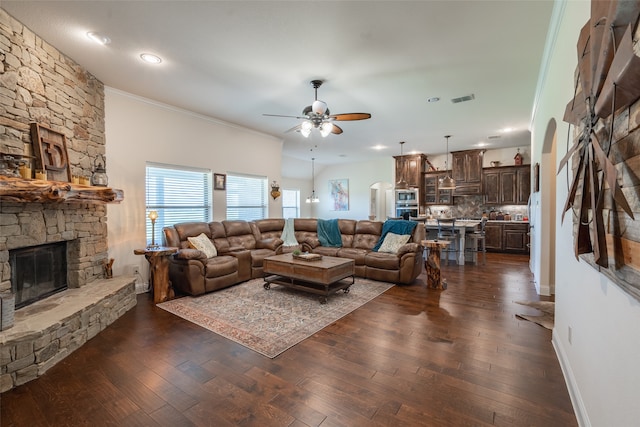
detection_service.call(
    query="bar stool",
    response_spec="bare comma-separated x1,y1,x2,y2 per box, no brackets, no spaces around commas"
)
437,218,458,265
465,218,487,265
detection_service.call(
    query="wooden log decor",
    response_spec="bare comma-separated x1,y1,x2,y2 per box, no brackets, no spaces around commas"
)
0,175,124,204
561,1,640,301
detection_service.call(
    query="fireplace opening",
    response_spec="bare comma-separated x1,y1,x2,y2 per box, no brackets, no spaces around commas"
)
10,241,68,309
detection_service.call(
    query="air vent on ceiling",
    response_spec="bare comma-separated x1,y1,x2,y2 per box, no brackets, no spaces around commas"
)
488,135,501,139
451,94,475,103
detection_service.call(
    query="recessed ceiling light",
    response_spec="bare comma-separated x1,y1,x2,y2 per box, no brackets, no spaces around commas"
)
372,145,386,150
140,53,162,64
501,127,514,133
427,97,440,103
86,32,110,45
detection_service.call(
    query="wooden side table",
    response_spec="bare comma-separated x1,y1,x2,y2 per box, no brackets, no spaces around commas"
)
134,246,178,303
421,240,451,290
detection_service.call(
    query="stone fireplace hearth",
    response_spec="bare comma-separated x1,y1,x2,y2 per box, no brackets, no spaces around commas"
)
0,10,132,393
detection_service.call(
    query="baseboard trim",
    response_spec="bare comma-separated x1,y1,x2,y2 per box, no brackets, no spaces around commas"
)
552,332,590,427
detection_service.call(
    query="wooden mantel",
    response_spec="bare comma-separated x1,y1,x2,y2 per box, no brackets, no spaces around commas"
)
0,175,124,204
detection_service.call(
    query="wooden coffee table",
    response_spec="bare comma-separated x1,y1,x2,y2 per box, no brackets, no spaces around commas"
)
263,253,355,303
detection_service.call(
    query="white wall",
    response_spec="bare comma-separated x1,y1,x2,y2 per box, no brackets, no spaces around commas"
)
308,157,394,220
531,1,640,426
104,88,283,282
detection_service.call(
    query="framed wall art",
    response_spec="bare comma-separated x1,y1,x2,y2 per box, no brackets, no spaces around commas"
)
329,179,349,211
214,173,226,191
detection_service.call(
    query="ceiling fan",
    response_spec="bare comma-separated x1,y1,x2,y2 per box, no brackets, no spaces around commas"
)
264,80,371,137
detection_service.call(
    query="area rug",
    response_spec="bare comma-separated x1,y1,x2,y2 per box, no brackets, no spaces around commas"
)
515,300,555,330
158,278,393,358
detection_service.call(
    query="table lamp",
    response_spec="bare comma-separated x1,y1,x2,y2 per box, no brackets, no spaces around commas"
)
148,210,159,248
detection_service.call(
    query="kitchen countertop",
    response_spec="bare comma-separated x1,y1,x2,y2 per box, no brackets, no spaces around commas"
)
414,217,529,225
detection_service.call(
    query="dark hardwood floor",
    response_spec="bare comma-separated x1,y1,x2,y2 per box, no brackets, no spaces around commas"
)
1,253,577,427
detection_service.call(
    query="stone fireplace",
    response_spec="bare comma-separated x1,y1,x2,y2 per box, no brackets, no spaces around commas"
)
0,10,134,392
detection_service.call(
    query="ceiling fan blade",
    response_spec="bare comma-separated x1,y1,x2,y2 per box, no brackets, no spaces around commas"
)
284,124,302,133
329,113,372,121
331,124,343,135
263,113,306,120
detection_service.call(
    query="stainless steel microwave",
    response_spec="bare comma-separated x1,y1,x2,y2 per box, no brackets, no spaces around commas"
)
395,189,419,204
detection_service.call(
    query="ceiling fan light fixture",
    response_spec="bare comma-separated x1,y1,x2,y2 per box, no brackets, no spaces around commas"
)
300,120,312,137
320,122,333,137
312,100,328,115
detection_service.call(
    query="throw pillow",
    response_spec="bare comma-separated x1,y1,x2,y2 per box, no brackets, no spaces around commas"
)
187,233,217,258
377,232,411,254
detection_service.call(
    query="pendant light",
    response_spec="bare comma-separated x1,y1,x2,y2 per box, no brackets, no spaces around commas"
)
395,141,409,190
305,157,319,203
439,135,456,190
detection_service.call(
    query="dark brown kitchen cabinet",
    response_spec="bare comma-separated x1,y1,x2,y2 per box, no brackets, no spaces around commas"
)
423,171,453,205
484,222,530,253
503,223,530,252
451,149,484,195
483,165,530,205
394,154,425,188
484,222,503,251
516,166,531,204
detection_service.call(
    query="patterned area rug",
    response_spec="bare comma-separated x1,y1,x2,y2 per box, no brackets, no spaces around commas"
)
515,300,555,330
158,278,393,358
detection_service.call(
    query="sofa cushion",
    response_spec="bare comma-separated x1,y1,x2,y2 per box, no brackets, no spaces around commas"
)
377,232,411,254
187,233,218,258
336,247,368,265
204,255,238,278
353,220,383,250
373,220,417,251
365,251,401,270
223,220,257,250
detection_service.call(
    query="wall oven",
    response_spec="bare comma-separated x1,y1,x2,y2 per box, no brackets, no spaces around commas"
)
396,205,419,219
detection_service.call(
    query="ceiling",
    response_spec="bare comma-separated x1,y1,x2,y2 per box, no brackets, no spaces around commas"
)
2,1,553,167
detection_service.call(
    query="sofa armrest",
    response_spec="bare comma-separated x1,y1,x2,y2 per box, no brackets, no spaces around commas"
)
304,237,320,249
397,242,420,257
173,248,207,260
220,245,245,254
256,237,283,251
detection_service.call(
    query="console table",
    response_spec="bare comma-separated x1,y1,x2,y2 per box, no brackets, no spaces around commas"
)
134,246,178,303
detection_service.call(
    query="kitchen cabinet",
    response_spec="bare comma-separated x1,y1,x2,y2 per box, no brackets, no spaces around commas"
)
451,149,484,195
504,223,530,252
484,221,530,253
423,171,453,205
394,154,426,189
483,165,531,205
484,222,503,251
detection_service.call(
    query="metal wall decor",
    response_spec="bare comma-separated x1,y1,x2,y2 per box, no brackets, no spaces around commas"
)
561,1,640,300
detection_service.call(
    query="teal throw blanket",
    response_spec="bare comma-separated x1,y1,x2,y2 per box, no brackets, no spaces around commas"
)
317,218,342,247
373,220,417,252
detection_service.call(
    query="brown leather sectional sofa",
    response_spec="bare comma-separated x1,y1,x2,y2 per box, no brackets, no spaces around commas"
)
163,218,425,296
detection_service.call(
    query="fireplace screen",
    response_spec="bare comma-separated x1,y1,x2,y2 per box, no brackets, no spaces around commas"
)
10,242,68,309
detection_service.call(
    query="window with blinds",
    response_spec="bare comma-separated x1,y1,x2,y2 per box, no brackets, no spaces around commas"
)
146,163,212,245
226,173,268,220
282,188,300,218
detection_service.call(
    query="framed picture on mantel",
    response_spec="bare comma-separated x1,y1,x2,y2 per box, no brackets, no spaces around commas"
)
214,173,226,190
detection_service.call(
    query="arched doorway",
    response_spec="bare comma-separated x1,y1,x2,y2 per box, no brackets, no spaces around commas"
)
534,118,557,295
369,181,394,221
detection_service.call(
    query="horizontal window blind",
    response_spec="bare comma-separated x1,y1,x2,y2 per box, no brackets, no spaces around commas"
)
282,188,300,218
226,173,267,221
146,163,212,245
